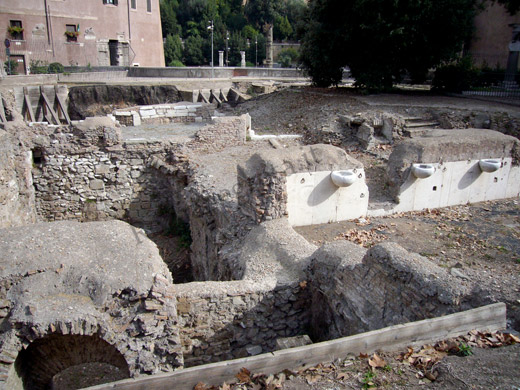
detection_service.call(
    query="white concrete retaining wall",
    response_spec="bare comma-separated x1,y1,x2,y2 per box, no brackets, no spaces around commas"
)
287,170,369,226
376,158,520,216
113,103,207,126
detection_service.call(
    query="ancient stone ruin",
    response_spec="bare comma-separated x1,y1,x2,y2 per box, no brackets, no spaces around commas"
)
0,83,518,389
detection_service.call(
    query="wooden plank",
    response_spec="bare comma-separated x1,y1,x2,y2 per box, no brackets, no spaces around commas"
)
0,95,6,123
197,90,209,104
22,87,35,123
54,85,71,125
84,303,506,390
209,90,222,105
40,87,60,125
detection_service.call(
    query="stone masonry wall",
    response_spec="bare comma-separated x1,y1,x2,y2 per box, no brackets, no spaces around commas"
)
31,114,247,233
32,135,177,232
237,145,362,224
188,115,249,154
309,241,471,342
174,281,310,367
0,129,36,228
0,220,183,389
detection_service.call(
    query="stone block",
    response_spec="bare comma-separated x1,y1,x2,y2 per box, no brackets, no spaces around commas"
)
95,164,110,175
356,123,375,149
89,179,104,190
245,345,262,356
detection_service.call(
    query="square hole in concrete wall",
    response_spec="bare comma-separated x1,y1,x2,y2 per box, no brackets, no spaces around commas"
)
432,186,437,191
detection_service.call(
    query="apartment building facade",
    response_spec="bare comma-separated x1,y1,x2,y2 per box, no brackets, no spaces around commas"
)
1,0,165,74
468,1,520,68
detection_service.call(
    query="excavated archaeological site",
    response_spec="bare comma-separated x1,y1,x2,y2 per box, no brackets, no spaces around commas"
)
0,81,519,389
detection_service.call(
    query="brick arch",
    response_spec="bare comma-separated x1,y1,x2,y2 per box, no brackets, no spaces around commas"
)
12,334,130,390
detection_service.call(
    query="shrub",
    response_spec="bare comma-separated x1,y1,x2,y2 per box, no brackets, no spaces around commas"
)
30,60,48,74
277,47,299,68
4,60,18,75
47,62,65,74
169,59,185,67
432,57,480,92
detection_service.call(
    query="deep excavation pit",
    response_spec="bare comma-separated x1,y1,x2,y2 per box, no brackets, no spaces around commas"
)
0,84,519,389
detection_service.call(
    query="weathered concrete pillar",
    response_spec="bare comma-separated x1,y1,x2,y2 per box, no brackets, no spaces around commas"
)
264,26,274,68
219,51,224,67
240,51,246,68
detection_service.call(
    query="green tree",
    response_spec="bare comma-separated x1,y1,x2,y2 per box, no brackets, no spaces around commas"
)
274,15,293,40
277,47,299,67
300,0,479,90
160,0,181,37
184,35,205,65
245,0,283,28
246,33,266,65
164,34,184,66
242,24,259,39
285,0,307,40
494,0,520,14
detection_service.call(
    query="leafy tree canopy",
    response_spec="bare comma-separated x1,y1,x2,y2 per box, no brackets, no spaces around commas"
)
164,34,184,66
161,0,307,66
245,0,284,29
300,0,479,90
494,0,520,14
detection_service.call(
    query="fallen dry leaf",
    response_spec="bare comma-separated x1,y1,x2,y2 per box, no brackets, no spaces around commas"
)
236,367,251,383
368,353,387,368
305,374,322,384
336,372,349,380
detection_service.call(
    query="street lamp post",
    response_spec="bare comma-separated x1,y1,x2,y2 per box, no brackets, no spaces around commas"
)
255,36,258,67
226,31,229,67
207,20,214,78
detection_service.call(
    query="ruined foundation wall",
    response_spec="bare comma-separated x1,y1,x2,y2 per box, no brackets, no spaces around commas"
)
237,144,356,224
0,130,36,228
31,114,248,233
31,122,179,232
189,115,249,154
0,221,183,389
174,281,310,367
310,241,470,342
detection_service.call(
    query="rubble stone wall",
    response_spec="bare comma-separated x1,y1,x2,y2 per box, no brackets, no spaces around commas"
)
0,130,36,228
309,241,470,342
0,220,183,389
31,128,176,232
31,114,248,233
237,144,363,224
188,115,249,154
174,281,310,367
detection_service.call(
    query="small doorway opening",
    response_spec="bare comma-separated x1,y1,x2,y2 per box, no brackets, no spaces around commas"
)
109,40,119,66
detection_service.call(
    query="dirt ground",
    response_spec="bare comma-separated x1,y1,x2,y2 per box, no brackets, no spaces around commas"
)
194,333,520,390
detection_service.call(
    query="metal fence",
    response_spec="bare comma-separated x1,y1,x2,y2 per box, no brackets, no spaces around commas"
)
462,70,520,99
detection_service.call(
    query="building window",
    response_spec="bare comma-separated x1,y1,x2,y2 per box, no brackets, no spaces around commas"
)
146,0,151,12
103,0,118,5
8,20,24,40
131,0,136,9
65,24,79,42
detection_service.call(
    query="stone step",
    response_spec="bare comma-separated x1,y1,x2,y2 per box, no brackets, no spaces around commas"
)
402,128,431,138
404,121,439,128
402,116,424,122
